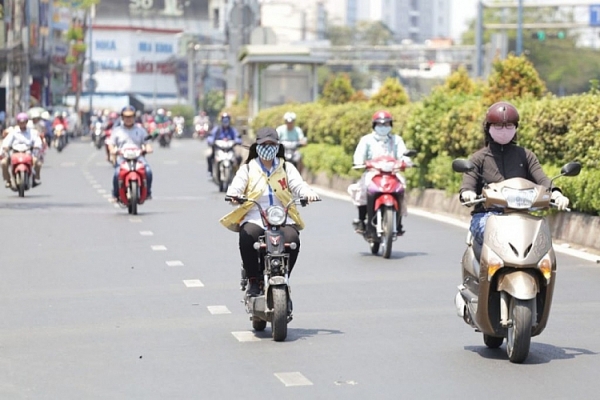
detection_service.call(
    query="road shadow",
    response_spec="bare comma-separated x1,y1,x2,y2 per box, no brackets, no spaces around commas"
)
0,200,96,210
251,327,344,342
358,250,428,260
465,342,598,364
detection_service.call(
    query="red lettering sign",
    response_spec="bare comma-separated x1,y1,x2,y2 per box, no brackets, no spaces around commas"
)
278,178,288,191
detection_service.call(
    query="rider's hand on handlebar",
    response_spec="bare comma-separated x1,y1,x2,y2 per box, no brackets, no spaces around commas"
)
305,191,321,203
551,191,570,211
461,190,477,203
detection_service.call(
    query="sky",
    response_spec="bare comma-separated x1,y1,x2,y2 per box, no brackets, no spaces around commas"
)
450,0,478,41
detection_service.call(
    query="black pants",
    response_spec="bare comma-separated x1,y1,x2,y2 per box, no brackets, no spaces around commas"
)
239,222,300,279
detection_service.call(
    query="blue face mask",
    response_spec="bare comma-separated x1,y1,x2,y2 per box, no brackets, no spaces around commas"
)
256,144,279,161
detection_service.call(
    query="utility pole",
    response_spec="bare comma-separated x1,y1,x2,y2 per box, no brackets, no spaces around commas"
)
187,43,198,115
476,0,483,77
88,4,95,118
516,0,523,55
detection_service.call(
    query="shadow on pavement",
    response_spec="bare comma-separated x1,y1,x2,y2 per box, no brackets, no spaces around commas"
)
465,342,598,364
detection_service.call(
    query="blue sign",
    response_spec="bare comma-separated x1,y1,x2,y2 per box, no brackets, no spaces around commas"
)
590,5,600,26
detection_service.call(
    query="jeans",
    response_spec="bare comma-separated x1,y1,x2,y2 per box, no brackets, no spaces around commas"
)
469,211,502,245
113,156,153,198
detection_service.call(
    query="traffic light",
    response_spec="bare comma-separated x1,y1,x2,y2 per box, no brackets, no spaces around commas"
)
532,31,546,40
531,31,566,41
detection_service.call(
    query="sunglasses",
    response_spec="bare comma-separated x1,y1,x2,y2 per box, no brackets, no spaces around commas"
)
491,123,515,129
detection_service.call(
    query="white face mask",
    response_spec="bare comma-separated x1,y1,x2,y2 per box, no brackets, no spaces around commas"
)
374,125,392,137
489,126,516,145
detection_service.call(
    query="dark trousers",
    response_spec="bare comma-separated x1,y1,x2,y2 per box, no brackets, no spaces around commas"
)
239,222,300,279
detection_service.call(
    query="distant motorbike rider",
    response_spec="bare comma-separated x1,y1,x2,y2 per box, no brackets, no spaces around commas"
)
107,106,154,200
1,112,43,187
220,127,320,296
28,110,48,150
194,110,210,127
206,112,242,179
459,101,570,246
276,112,307,145
350,110,412,236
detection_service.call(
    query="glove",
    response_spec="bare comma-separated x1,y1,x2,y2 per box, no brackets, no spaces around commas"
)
305,191,321,203
461,190,477,203
551,191,570,211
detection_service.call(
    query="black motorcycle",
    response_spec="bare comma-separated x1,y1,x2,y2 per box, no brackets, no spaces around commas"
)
225,195,316,341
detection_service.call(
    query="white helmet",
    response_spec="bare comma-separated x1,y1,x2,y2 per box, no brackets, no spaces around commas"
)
283,112,296,122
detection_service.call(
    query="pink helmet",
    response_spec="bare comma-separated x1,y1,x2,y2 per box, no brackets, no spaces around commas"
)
16,112,28,122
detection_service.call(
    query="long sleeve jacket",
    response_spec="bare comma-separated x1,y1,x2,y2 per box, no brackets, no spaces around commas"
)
460,142,553,214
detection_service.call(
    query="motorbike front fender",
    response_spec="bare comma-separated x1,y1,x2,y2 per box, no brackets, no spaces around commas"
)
269,276,287,286
497,271,539,300
374,194,398,211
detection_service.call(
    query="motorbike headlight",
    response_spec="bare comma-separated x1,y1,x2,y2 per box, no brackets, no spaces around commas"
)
266,206,286,225
381,161,395,173
501,187,537,209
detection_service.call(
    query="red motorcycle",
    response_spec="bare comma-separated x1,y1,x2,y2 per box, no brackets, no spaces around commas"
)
8,143,34,197
116,144,149,215
352,150,416,259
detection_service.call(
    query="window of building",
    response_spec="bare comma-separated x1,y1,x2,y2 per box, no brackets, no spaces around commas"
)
213,8,220,29
411,16,418,27
410,0,418,10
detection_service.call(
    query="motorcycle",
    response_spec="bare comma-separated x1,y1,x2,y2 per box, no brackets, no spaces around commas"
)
92,121,105,150
351,150,416,259
7,143,35,197
53,124,67,152
452,159,581,363
281,140,303,169
174,120,185,139
225,195,315,342
157,123,172,148
194,122,210,140
212,139,237,192
116,144,149,215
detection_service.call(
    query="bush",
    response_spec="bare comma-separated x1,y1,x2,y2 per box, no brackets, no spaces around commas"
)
320,74,355,105
369,77,409,107
483,54,547,105
300,143,359,179
169,105,195,128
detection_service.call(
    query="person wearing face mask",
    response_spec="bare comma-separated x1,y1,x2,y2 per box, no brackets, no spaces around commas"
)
350,110,412,236
220,127,321,296
1,112,43,187
206,112,242,179
459,101,570,246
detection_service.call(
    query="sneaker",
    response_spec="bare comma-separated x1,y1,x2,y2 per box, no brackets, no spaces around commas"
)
247,279,261,297
146,194,152,200
397,226,405,236
4,181,10,188
32,179,41,188
352,219,365,233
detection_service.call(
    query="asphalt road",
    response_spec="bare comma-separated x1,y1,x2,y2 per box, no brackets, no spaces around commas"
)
0,138,599,399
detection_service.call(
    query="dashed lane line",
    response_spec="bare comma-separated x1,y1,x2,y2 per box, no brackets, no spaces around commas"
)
207,306,231,315
274,372,313,387
166,260,184,267
231,331,261,342
183,279,204,287
151,245,167,251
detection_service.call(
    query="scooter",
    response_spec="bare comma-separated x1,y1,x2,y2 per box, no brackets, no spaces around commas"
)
212,139,237,192
452,159,581,363
281,140,303,169
157,123,172,148
53,124,67,152
225,195,315,342
93,121,105,150
116,144,149,215
351,150,416,259
7,143,35,197
194,122,209,140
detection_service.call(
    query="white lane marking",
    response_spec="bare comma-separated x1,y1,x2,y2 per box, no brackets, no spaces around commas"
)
97,189,107,194
60,162,76,167
183,279,204,287
139,231,154,236
274,372,313,387
129,218,142,223
166,260,184,267
232,331,261,342
334,380,358,386
207,305,231,315
92,184,102,189
151,245,167,251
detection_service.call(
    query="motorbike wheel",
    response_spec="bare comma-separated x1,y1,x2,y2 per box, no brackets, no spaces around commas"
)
483,334,504,349
382,207,395,259
57,137,64,153
128,181,139,215
17,171,26,197
271,287,288,342
506,298,534,363
219,166,231,193
252,316,267,332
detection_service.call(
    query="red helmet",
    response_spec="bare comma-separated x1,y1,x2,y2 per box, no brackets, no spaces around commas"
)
485,101,519,126
372,110,393,128
109,111,119,120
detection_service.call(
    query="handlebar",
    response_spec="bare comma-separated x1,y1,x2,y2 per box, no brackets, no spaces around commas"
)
225,195,320,208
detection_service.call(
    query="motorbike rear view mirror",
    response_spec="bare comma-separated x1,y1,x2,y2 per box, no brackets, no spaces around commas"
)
452,159,475,173
560,162,581,177
404,149,417,157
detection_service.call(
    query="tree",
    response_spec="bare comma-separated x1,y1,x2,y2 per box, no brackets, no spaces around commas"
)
320,74,355,105
369,77,409,107
325,20,393,46
483,54,547,105
58,0,100,116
